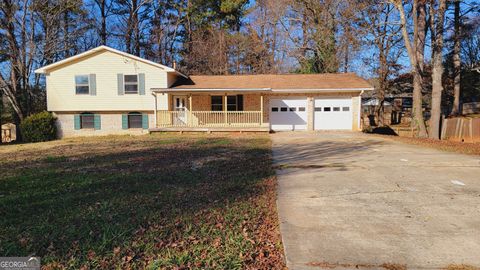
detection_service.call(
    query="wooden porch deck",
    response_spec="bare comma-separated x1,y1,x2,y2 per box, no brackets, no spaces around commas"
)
152,110,269,132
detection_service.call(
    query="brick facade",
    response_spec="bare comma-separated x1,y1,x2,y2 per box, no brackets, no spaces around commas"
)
55,111,155,138
167,92,362,131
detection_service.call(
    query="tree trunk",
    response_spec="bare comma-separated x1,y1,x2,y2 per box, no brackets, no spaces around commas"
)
413,0,428,137
451,0,461,115
429,0,446,139
100,0,107,45
392,0,428,137
63,10,70,57
132,0,140,56
376,50,388,126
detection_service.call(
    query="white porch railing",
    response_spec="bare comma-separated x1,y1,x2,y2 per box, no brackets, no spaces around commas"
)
156,110,263,128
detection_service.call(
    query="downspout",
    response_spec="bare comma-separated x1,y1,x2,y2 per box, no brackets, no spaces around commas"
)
358,90,364,131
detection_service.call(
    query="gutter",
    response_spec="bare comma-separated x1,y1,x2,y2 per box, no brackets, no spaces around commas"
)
151,87,374,93
151,88,272,93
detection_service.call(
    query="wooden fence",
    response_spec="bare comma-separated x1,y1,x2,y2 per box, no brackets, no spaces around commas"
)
441,116,480,143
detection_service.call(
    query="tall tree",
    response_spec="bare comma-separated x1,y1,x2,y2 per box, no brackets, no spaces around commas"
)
391,0,429,137
429,0,447,139
180,0,249,74
92,0,114,45
361,2,403,126
115,0,152,56
451,0,462,115
145,0,182,66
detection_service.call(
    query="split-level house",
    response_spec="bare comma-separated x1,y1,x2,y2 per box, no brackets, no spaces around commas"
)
35,46,374,138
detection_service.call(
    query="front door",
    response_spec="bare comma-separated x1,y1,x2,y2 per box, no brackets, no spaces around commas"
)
173,95,187,125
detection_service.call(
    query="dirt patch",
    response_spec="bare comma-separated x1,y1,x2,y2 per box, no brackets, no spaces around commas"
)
371,134,480,156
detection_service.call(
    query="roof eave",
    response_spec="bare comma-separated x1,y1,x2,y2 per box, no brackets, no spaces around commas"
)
271,88,374,92
151,87,374,93
151,88,272,93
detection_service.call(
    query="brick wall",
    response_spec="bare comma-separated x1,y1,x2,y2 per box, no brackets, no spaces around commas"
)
55,111,154,138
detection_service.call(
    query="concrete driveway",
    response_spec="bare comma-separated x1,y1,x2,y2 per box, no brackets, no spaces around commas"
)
273,132,480,270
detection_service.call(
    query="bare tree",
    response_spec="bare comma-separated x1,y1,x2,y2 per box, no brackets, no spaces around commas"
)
429,0,447,139
0,0,37,126
362,2,403,126
115,0,151,56
391,0,429,137
451,0,462,115
93,0,114,45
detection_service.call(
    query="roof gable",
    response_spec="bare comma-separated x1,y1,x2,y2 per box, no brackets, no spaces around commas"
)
35,46,182,75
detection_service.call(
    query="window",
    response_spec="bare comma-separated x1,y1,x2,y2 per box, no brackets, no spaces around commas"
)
210,95,244,111
333,107,340,111
289,107,297,112
124,75,138,94
227,95,237,111
80,113,94,129
324,107,331,112
75,75,89,94
128,112,142,129
272,107,279,112
298,107,306,112
280,107,288,112
314,107,322,112
211,96,223,111
342,107,350,112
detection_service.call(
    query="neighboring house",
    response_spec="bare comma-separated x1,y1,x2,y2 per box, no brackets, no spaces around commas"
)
35,46,374,138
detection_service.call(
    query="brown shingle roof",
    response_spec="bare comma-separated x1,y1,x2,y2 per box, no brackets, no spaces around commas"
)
169,73,373,90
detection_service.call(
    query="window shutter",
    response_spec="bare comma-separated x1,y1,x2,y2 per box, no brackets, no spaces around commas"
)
237,95,244,111
117,74,124,95
94,114,101,130
122,114,128,129
142,114,149,129
89,74,96,96
74,115,81,130
139,73,145,95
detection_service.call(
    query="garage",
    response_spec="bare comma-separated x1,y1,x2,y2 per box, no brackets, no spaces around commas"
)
270,98,308,131
314,97,353,130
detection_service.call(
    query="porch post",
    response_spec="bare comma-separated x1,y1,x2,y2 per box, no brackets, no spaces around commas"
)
153,92,158,128
188,94,193,126
224,94,228,125
260,94,264,126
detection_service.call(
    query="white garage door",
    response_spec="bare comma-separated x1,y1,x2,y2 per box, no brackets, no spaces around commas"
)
314,98,353,130
270,98,308,131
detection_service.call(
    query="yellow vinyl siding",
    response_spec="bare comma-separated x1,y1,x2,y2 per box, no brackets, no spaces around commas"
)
46,50,169,111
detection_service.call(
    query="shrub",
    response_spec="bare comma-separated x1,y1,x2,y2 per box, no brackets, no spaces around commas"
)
20,111,57,142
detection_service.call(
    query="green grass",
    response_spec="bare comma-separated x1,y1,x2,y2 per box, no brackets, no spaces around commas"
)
0,134,285,269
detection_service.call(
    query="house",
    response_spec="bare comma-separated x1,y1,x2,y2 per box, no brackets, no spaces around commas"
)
35,46,374,137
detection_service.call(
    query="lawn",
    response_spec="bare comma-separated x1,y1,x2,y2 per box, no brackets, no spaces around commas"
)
0,134,285,269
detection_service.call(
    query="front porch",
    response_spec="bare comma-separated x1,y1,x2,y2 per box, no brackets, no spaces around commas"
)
150,91,270,132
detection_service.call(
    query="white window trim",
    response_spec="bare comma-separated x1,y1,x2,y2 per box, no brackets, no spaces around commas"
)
75,75,90,95
123,74,139,94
